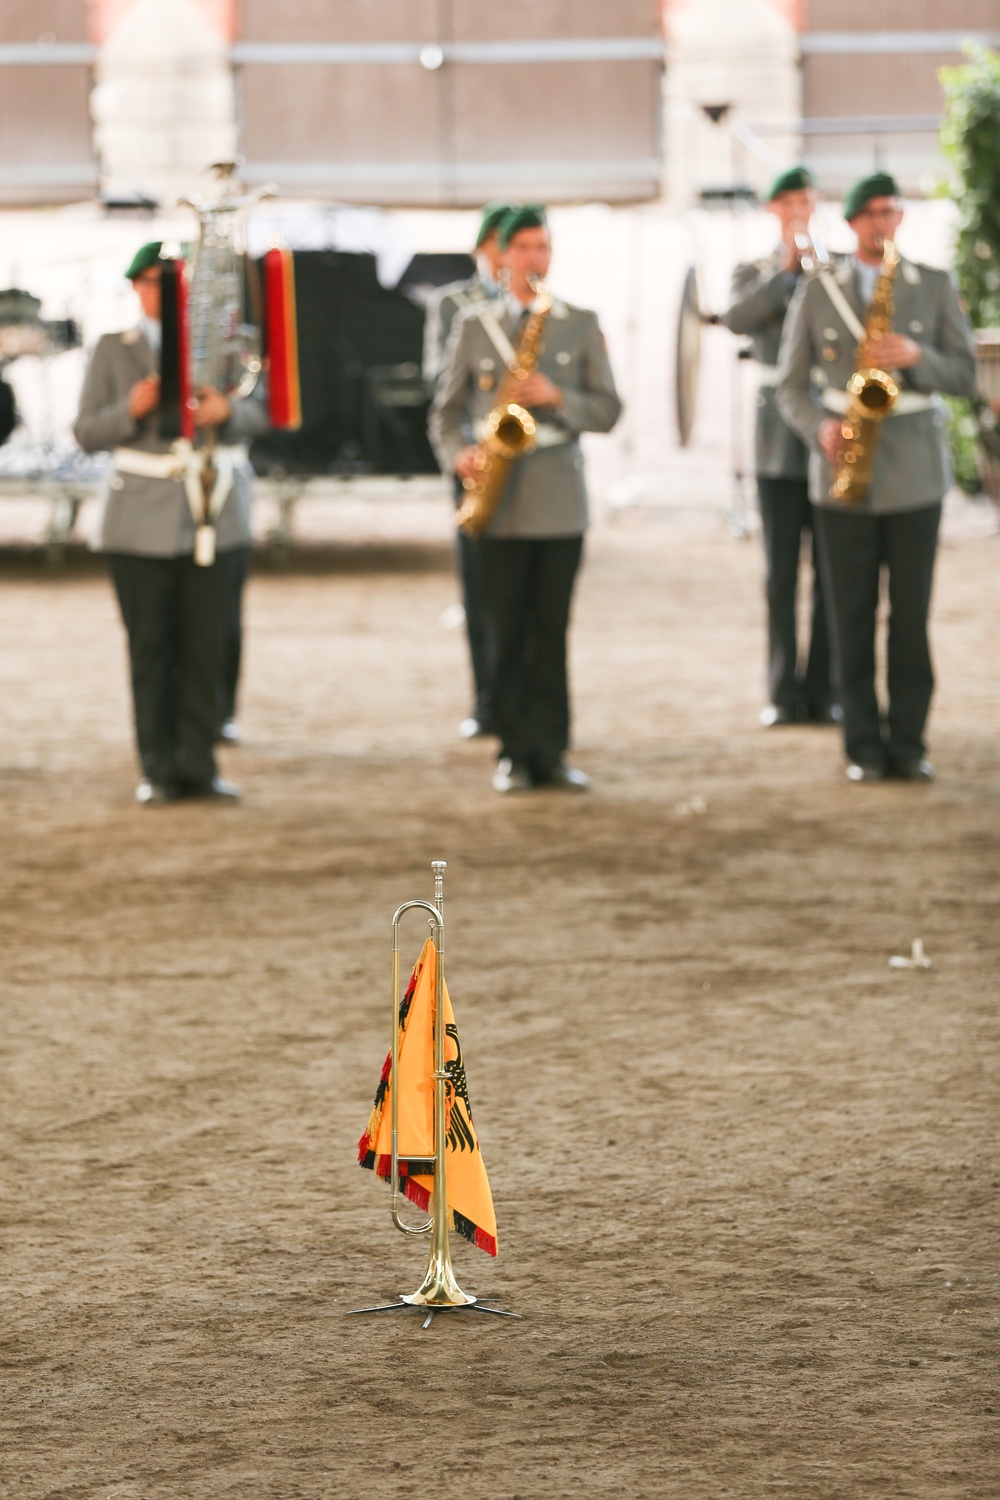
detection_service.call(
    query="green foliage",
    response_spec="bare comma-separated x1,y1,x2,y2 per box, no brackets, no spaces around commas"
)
940,48,1000,328
939,49,1000,495
942,396,984,494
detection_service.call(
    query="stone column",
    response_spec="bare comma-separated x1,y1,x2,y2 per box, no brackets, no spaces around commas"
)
91,0,237,204
664,0,801,209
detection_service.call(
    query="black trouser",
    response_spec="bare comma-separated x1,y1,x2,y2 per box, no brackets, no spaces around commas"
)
757,475,833,714
478,534,583,773
453,478,492,726
218,543,251,726
811,502,942,766
108,551,238,789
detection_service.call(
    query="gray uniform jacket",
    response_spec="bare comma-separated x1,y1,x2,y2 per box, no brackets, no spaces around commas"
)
724,251,809,480
428,296,622,539
776,256,976,513
74,326,268,556
422,273,496,389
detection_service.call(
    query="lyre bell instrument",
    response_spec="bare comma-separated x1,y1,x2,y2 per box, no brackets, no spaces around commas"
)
159,163,274,565
456,281,553,538
829,238,900,505
180,165,270,406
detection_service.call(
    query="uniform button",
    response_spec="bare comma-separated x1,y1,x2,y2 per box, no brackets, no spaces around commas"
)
111,476,125,490
823,328,838,341
556,351,571,365
910,320,923,333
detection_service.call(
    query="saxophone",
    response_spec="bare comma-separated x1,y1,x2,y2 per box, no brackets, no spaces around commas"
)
456,284,553,538
829,239,901,505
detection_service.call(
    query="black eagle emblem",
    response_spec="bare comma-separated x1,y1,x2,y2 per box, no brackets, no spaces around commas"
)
444,1022,476,1153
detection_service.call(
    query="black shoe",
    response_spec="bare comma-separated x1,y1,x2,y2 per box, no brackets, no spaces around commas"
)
179,776,242,801
135,779,178,806
491,757,533,794
807,703,843,725
845,760,887,784
217,718,241,745
888,758,935,782
759,705,798,728
535,761,591,792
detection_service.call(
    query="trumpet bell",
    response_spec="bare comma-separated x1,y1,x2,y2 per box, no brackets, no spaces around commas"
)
401,1247,477,1308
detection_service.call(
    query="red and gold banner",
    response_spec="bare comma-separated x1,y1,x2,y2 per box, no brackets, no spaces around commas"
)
359,939,498,1257
263,247,302,431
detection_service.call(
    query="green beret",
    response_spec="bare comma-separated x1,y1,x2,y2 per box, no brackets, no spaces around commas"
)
475,202,514,248
767,165,814,201
498,204,548,250
124,241,164,281
843,172,900,222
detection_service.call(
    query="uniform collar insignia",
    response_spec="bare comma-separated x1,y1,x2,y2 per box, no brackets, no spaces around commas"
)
549,298,568,319
121,327,141,345
901,261,921,285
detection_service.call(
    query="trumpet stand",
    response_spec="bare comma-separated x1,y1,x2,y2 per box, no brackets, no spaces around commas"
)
349,862,517,1328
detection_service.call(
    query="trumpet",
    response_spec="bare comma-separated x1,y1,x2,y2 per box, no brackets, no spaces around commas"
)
792,222,830,274
385,862,475,1309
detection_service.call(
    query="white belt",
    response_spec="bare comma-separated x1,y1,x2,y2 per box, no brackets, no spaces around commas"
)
114,440,247,565
113,442,249,480
472,420,572,449
822,389,933,417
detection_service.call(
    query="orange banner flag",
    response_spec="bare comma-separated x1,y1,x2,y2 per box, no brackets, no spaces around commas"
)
358,938,498,1256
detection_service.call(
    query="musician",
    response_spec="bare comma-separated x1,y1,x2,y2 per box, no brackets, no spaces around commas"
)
429,205,622,793
423,202,512,742
74,242,268,804
776,173,976,782
725,165,836,728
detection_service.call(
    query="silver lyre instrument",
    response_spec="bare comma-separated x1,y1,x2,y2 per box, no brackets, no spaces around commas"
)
180,161,269,402
176,162,273,564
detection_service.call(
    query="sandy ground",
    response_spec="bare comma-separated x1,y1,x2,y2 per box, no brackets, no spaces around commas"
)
1,512,998,1499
